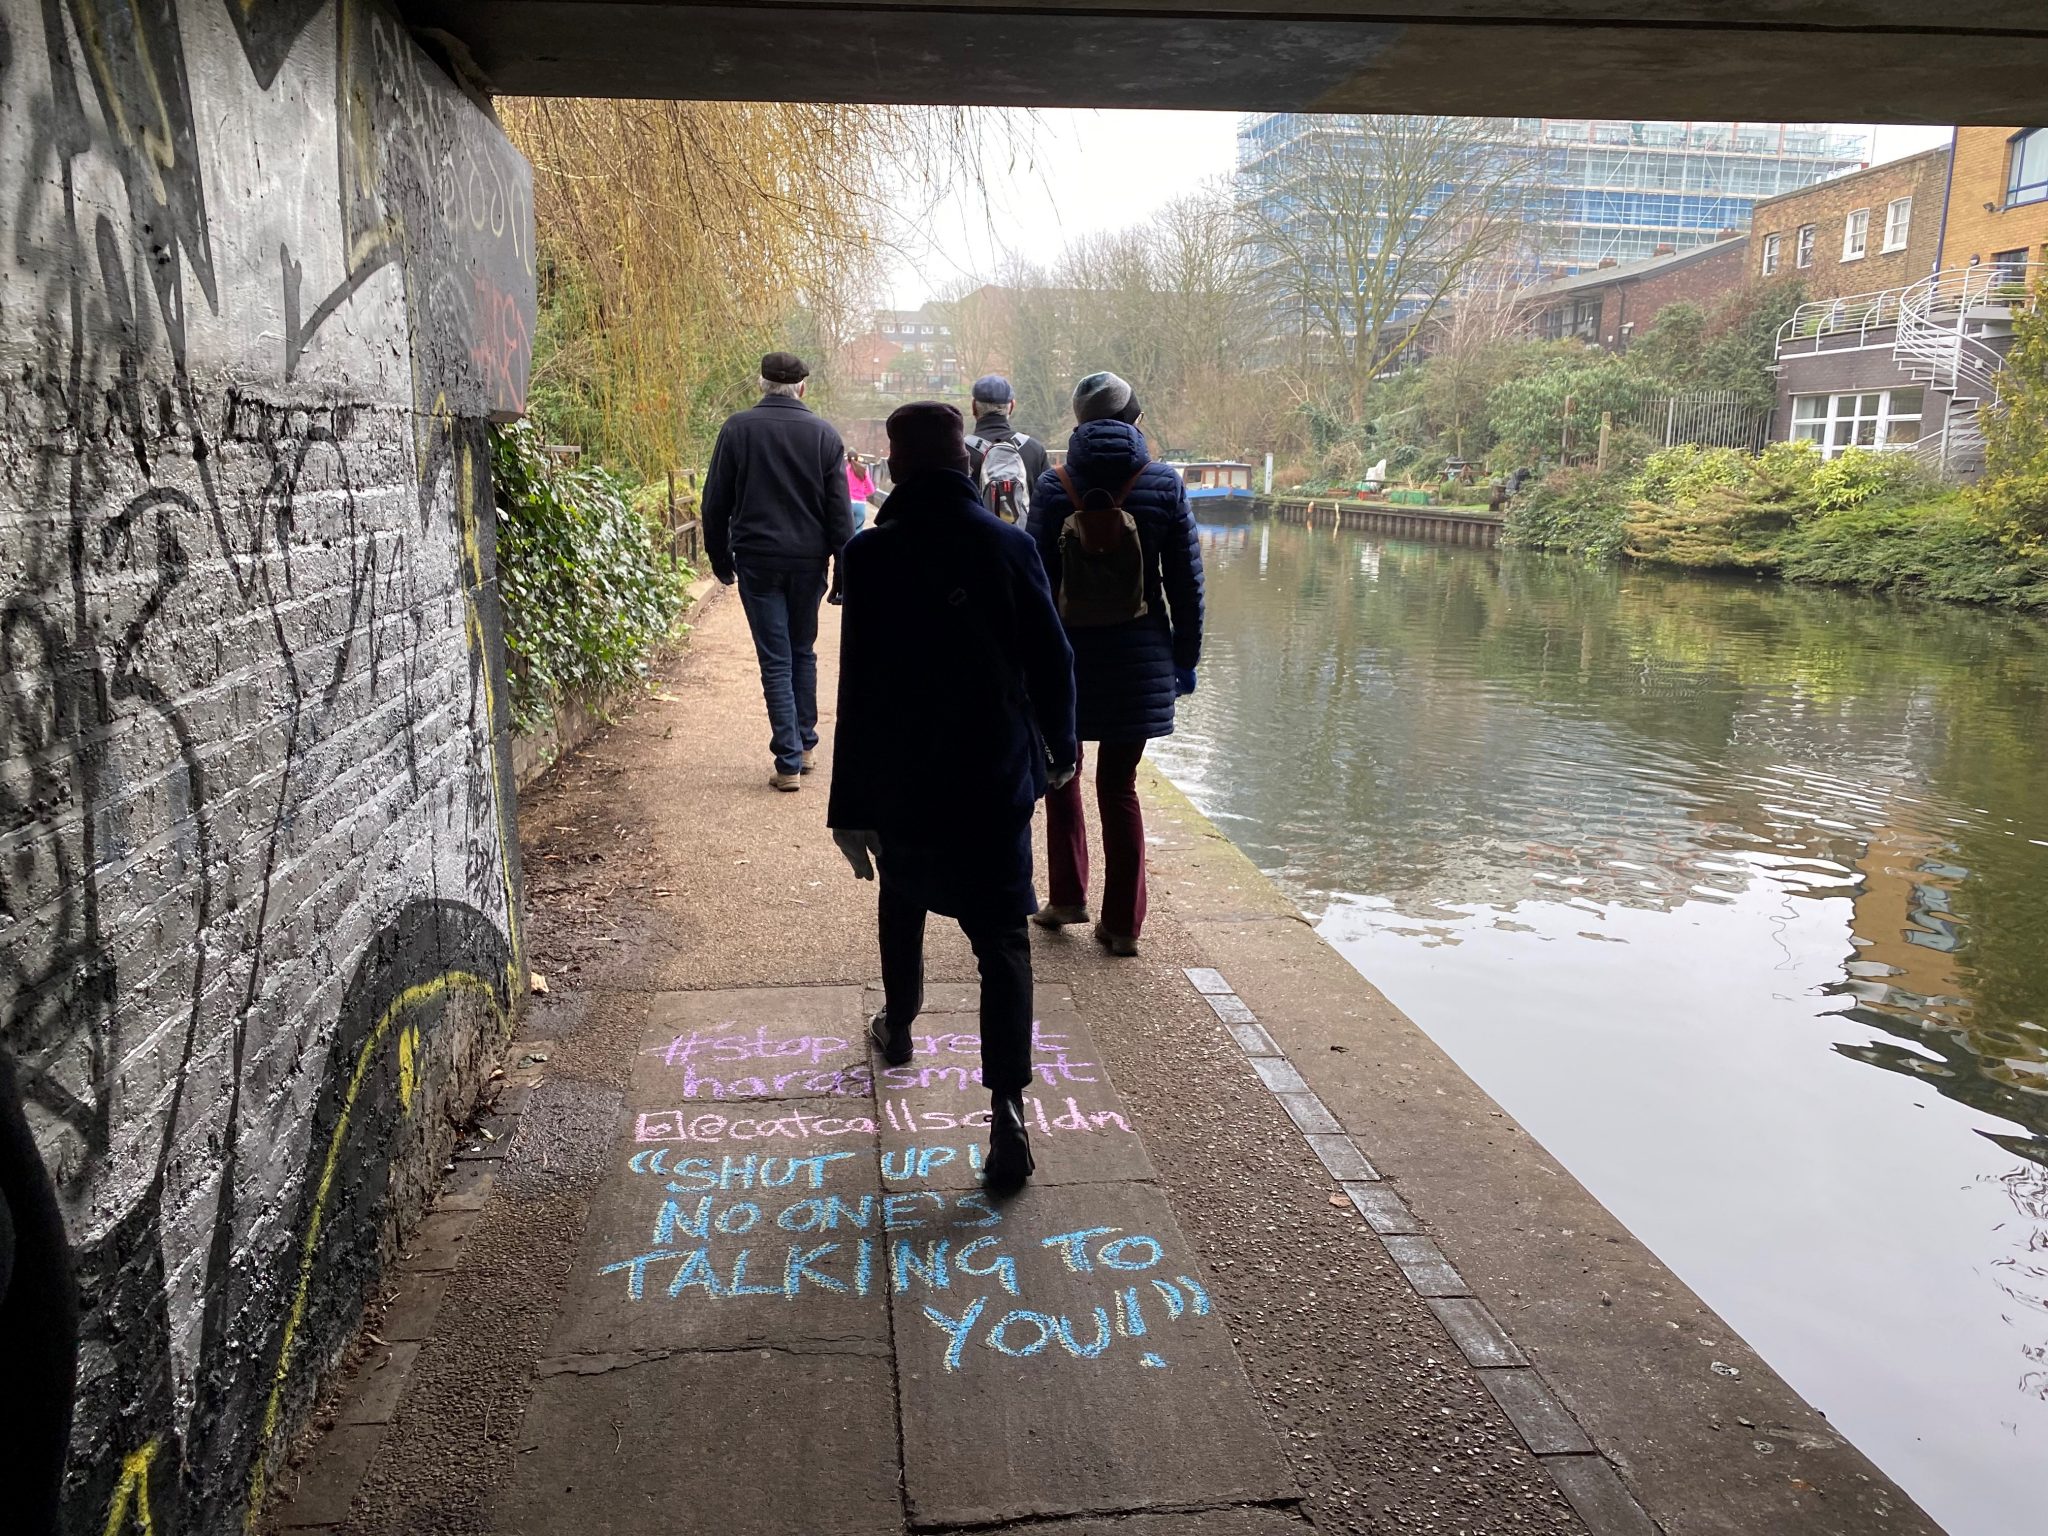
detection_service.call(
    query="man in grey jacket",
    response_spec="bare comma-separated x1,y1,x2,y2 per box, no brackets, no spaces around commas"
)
702,352,853,790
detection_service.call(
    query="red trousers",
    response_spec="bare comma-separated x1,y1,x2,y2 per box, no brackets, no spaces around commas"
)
1045,740,1149,938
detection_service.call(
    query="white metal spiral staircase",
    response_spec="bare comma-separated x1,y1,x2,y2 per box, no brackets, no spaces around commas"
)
1892,262,2041,477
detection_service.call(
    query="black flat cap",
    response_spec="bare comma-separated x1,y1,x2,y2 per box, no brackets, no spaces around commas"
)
761,351,810,384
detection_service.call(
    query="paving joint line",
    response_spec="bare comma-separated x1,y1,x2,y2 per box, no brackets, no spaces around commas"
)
909,1493,1311,1533
1178,965,1667,1536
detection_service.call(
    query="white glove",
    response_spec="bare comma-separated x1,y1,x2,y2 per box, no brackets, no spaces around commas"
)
1049,763,1078,792
833,829,883,881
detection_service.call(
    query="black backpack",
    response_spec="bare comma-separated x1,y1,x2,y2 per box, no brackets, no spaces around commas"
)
1052,465,1149,628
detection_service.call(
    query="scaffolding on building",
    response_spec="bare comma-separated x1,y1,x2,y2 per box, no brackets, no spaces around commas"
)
1237,117,1870,277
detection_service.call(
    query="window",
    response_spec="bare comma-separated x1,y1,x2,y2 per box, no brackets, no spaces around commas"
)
1842,208,1870,261
1884,197,1912,252
2009,128,2048,208
1992,247,2031,286
1796,224,1817,268
1788,389,1924,458
1762,233,1782,275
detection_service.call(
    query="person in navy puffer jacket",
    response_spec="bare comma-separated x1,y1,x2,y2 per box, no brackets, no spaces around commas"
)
1026,371,1205,955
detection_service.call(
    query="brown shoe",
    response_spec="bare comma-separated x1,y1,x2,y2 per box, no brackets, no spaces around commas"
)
1093,923,1138,958
801,749,816,773
770,771,802,792
1030,903,1090,929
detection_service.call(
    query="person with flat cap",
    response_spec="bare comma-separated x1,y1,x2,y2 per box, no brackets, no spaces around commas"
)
828,402,1077,1192
702,352,853,791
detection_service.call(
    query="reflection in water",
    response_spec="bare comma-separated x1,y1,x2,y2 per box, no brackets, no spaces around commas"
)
1153,520,2048,1536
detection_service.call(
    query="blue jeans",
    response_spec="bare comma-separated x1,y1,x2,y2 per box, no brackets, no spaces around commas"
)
736,566,828,774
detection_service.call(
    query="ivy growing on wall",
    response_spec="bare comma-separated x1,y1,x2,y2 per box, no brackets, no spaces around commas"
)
490,421,692,734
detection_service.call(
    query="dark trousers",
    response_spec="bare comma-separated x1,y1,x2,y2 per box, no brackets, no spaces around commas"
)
736,565,827,773
877,878,1034,1097
1046,739,1149,938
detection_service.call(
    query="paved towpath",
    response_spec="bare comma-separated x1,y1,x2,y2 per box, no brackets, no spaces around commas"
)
266,586,1618,1536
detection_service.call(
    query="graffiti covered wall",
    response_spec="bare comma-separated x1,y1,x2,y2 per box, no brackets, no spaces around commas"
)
0,0,535,1530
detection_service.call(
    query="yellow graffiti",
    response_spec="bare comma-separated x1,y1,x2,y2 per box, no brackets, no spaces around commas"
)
397,1022,419,1111
104,1440,159,1536
244,971,507,1530
72,0,183,210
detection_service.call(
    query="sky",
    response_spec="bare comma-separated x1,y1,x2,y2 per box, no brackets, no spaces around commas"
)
884,116,1956,309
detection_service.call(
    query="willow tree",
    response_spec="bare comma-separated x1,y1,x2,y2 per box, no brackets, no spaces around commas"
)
1238,115,1537,422
501,100,1000,477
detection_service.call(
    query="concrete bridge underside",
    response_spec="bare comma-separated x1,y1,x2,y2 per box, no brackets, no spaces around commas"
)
404,1,2048,119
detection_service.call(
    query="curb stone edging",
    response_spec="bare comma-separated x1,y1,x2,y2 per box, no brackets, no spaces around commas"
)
1181,967,1666,1536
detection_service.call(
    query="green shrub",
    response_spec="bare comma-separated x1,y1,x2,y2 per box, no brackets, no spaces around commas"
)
491,421,694,734
1630,443,1753,507
1783,495,2048,606
1504,467,1630,557
1808,446,1934,512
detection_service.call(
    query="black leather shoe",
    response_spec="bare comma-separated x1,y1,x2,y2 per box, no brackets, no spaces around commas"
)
984,1093,1035,1193
869,1010,912,1067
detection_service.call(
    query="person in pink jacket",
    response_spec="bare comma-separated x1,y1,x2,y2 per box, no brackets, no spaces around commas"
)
846,453,878,529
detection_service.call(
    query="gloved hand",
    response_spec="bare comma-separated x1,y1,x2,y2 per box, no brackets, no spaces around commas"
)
1049,763,1078,792
826,556,844,607
833,829,883,880
715,565,737,587
1174,667,1198,698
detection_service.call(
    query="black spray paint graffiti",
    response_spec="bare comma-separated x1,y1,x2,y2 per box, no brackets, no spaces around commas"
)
0,1,533,1532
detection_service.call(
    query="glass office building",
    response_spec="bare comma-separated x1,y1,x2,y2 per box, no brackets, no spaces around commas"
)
1237,117,1871,276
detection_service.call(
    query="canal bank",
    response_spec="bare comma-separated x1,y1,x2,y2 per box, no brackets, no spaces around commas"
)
267,585,1931,1536
1139,767,1933,1536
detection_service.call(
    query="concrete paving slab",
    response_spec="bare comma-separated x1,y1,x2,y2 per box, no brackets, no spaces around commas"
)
867,979,1075,1017
1247,1057,1308,1095
499,1351,901,1536
339,1342,421,1425
399,1209,479,1273
377,1271,451,1343
875,1008,1155,1190
1380,1234,1470,1298
272,1422,382,1528
938,1510,1308,1535
1205,993,1259,1025
1223,1019,1281,1057
1542,1455,1659,1536
1303,1134,1378,1183
1480,1369,1595,1456
631,986,870,1110
1182,967,1234,995
548,1109,891,1356
1425,1297,1529,1370
1340,1181,1421,1236
894,1180,1295,1528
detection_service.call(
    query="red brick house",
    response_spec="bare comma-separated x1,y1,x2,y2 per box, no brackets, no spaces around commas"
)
1518,234,1751,352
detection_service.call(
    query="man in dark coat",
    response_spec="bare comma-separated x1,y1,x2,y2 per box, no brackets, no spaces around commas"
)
701,352,854,791
828,402,1077,1191
965,373,1050,490
1026,371,1204,956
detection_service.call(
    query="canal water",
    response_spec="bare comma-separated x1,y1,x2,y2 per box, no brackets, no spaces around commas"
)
1150,517,2048,1536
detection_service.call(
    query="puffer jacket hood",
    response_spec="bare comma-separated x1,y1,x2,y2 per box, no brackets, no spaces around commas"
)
1029,419,1205,743
1061,419,1151,488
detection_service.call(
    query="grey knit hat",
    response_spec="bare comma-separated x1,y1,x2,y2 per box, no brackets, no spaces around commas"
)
1072,371,1141,424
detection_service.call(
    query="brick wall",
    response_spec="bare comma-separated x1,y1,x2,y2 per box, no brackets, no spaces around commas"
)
1604,237,1751,346
1526,237,1750,351
1940,126,2048,271
1749,147,1949,300
0,2,535,1532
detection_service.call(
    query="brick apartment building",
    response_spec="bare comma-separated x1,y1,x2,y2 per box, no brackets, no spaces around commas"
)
1519,232,1750,351
1768,129,2046,472
1940,126,2048,278
1749,146,1949,300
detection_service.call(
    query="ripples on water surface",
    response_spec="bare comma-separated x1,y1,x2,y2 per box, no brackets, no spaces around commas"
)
1151,519,2048,1536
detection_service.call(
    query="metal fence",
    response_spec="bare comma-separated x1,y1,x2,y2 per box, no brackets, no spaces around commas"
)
1624,390,1770,453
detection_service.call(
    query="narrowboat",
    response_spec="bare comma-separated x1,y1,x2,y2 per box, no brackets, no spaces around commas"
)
1172,460,1257,519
